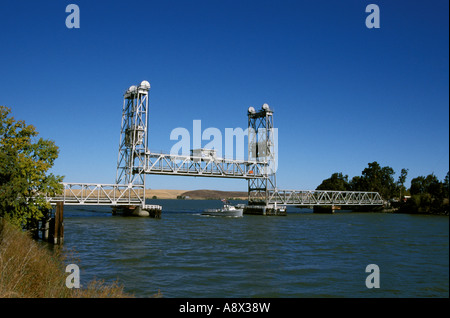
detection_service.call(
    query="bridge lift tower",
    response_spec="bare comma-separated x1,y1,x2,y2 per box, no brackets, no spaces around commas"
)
247,104,277,206
116,80,150,188
115,80,161,216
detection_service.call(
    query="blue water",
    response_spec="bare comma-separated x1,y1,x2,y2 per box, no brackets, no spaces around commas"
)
61,200,449,298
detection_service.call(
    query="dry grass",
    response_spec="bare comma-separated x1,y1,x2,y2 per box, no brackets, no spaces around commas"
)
146,189,188,199
0,219,134,298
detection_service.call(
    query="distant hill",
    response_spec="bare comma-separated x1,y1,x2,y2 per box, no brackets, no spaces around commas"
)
145,189,247,200
63,188,248,200
146,189,186,199
180,189,247,200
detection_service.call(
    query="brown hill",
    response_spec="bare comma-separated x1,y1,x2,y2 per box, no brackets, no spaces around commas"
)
180,189,247,200
63,188,247,200
146,189,187,199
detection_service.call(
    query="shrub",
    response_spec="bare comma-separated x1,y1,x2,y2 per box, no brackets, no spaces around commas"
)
0,219,133,298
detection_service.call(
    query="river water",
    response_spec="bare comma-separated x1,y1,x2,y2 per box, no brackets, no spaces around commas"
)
61,200,449,298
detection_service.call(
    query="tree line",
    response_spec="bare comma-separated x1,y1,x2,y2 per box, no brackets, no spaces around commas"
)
316,161,449,215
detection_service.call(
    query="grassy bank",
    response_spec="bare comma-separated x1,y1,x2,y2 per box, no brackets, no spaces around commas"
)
0,219,133,298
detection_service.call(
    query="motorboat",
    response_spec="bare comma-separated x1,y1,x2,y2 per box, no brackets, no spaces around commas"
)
202,200,243,217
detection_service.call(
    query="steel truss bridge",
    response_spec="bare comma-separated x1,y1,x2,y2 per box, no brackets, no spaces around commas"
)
268,190,382,206
51,183,144,206
49,80,384,212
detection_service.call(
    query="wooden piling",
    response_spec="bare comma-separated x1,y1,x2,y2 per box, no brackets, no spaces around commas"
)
41,210,50,241
53,202,64,245
43,219,49,241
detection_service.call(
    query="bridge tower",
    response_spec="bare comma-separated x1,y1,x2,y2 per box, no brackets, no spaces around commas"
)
247,104,277,206
116,80,151,197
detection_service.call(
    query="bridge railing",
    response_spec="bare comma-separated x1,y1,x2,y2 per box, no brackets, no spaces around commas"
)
268,189,384,206
48,183,145,206
144,152,269,179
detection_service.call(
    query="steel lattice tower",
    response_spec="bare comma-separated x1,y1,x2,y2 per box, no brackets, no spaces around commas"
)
116,81,150,192
247,104,277,205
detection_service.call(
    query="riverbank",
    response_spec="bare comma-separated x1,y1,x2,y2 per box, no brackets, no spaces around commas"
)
0,219,135,298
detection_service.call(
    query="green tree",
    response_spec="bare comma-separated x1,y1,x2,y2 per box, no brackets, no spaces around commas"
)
397,168,408,199
443,172,449,199
0,106,63,228
405,173,448,214
316,172,350,191
410,174,441,196
409,176,426,195
350,161,396,199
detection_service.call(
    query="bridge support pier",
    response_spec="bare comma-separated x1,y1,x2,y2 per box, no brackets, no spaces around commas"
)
112,205,162,218
133,205,162,218
244,204,286,216
313,206,336,214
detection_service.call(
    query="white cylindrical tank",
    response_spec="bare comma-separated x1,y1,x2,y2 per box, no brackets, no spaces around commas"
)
140,80,151,90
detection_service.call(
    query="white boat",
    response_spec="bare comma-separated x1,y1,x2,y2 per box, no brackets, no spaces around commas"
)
202,200,244,217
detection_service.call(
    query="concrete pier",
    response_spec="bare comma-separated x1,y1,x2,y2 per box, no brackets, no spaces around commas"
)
313,205,340,214
112,205,162,218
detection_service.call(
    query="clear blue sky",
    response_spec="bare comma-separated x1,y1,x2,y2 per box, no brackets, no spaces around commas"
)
1,0,448,191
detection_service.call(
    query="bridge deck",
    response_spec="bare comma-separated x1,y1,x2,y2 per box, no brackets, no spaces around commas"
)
48,183,145,206
144,152,269,179
47,183,384,208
